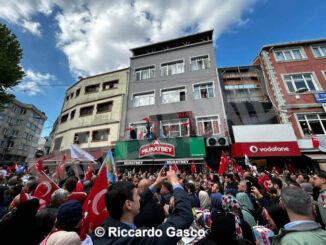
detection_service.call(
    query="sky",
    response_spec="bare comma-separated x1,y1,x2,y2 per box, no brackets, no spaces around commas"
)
0,0,325,137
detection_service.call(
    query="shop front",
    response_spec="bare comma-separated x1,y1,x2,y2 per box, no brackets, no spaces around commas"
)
114,137,206,172
230,124,304,171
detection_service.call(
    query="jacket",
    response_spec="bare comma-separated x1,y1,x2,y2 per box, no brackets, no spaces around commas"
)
317,188,326,225
272,221,326,245
91,187,193,245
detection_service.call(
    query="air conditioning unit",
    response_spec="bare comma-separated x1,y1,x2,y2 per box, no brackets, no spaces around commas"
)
206,136,229,147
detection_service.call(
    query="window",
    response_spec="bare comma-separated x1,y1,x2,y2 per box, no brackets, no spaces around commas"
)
133,92,155,107
0,141,4,148
283,73,318,93
66,95,69,101
12,130,19,137
74,132,89,143
312,45,326,58
161,60,184,76
53,137,63,151
30,112,34,118
23,132,28,139
92,129,109,141
31,124,36,131
161,87,186,104
18,144,23,150
20,108,26,114
135,66,155,81
97,101,113,113
103,80,119,90
76,88,80,97
26,122,31,128
191,55,209,71
70,110,75,120
80,106,94,116
161,119,189,137
6,116,13,124
297,114,326,135
0,114,4,120
28,134,33,141
2,128,9,136
61,114,68,124
85,84,99,94
70,93,74,99
16,119,22,126
225,84,265,102
129,122,147,139
7,141,14,148
274,48,305,61
197,116,219,136
194,83,214,99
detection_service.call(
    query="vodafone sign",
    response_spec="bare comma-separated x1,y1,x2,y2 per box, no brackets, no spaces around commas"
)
231,142,301,157
139,140,175,158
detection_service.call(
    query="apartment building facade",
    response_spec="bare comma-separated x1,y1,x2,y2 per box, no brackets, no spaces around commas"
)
253,39,326,170
115,30,228,169
50,68,129,160
0,99,46,164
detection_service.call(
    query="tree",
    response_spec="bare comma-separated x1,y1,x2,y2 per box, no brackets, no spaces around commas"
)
0,23,25,110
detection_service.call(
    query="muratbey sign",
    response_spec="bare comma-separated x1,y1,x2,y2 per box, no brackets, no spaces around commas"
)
139,140,175,158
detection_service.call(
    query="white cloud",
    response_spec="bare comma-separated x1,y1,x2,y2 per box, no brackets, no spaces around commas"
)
14,69,56,96
0,0,258,76
21,20,41,36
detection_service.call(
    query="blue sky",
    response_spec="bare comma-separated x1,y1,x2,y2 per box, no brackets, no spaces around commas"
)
0,0,325,137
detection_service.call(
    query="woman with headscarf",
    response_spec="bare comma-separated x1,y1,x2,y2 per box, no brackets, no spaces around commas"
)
236,192,257,228
221,195,254,242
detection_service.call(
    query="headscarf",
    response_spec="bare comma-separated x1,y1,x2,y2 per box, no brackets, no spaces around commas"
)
210,192,222,214
221,195,243,239
236,192,254,212
198,190,211,210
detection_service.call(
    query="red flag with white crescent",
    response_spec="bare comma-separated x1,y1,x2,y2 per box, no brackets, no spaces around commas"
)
55,155,66,180
172,163,180,174
80,163,109,238
191,160,196,174
218,151,230,175
33,171,59,205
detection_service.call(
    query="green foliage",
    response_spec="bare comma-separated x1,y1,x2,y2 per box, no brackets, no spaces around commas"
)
0,23,25,111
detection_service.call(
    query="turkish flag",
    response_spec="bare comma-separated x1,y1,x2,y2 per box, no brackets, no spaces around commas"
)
235,162,244,175
6,163,17,174
125,128,133,131
19,189,28,204
31,160,44,174
55,155,66,179
138,130,144,140
312,137,320,148
85,162,94,181
218,151,230,175
203,162,212,172
258,174,270,191
33,171,59,205
181,122,190,127
80,164,109,237
191,160,196,173
142,117,151,122
172,163,180,174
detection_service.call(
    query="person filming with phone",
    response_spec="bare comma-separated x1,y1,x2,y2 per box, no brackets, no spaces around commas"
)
91,166,193,245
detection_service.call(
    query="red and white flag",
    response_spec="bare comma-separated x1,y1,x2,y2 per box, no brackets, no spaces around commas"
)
218,151,230,175
258,174,270,191
80,163,109,239
19,189,29,204
31,160,44,174
55,155,66,180
33,171,59,205
6,163,17,174
138,130,144,140
312,137,326,152
172,163,180,174
85,162,94,181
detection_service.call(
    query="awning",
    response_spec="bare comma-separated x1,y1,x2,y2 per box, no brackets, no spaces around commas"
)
304,153,326,160
29,149,104,165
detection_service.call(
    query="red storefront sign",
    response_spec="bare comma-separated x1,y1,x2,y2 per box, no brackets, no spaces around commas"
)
139,140,175,158
231,142,301,157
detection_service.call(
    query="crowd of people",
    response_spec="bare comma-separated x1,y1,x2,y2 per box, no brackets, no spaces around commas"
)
0,162,326,245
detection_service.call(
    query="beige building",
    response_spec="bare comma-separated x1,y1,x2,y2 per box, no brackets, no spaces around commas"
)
50,68,129,155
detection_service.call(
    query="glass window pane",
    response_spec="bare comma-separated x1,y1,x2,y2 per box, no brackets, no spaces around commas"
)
299,121,310,135
275,52,284,61
313,47,321,57
292,50,302,59
319,114,326,119
310,122,324,134
194,87,200,99
297,114,305,120
307,80,316,91
208,87,214,97
321,47,326,56
284,51,292,60
306,115,318,119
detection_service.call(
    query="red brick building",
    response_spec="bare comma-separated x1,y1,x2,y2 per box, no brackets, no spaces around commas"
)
253,39,326,170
